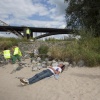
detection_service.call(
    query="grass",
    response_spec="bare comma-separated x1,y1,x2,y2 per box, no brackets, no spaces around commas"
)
0,37,28,50
47,38,100,66
0,29,100,67
46,29,100,67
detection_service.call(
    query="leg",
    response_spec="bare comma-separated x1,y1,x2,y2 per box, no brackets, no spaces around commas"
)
28,34,30,39
12,55,17,64
26,34,28,39
27,34,29,39
16,54,21,62
28,69,53,84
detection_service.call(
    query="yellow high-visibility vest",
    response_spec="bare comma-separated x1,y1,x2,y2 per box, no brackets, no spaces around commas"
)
26,28,30,34
14,47,22,56
18,50,22,56
3,50,11,59
14,47,19,55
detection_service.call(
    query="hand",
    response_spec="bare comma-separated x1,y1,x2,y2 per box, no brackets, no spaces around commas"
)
49,67,60,74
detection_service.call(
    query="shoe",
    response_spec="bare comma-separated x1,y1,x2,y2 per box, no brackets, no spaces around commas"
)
20,78,29,85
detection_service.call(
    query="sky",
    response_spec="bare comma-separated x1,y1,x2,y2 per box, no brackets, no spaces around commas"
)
0,0,68,38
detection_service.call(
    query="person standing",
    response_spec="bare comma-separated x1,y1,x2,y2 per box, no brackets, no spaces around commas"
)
25,28,31,40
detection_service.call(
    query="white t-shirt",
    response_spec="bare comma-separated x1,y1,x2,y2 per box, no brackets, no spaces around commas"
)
48,66,62,74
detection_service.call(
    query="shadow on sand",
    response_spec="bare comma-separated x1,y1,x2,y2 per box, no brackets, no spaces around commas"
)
71,73,100,79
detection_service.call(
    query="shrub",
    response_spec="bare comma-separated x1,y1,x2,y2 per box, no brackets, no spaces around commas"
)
81,49,100,66
0,37,28,50
48,37,100,66
48,46,67,60
38,45,49,55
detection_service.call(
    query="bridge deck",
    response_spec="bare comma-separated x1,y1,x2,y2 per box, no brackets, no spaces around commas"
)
0,26,74,39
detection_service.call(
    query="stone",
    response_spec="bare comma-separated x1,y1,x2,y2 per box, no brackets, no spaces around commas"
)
37,65,43,70
41,64,47,68
52,60,56,63
41,61,47,68
58,61,64,64
37,57,41,62
63,62,69,66
47,61,52,66
32,67,38,71
37,62,41,66
77,60,85,67
52,62,58,66
69,64,72,67
42,61,46,64
72,61,77,67
45,58,49,62
29,39,34,42
31,59,37,64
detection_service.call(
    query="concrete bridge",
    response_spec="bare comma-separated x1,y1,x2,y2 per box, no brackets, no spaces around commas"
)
0,20,74,39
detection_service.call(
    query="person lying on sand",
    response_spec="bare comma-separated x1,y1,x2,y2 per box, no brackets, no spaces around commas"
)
20,63,65,85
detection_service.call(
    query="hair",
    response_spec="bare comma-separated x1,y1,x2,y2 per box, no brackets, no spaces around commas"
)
4,47,7,50
61,65,65,73
15,44,18,46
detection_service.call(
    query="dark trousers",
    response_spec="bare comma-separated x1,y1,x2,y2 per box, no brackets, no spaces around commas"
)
28,69,53,84
12,54,21,64
26,34,30,39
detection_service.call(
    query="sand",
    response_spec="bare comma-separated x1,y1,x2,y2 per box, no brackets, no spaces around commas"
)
0,62,100,100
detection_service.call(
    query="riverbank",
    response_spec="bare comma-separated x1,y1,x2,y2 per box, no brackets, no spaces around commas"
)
0,61,100,100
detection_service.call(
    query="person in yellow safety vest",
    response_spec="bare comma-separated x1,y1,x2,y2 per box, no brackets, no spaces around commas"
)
26,28,31,39
3,47,11,59
12,46,22,64
2,47,11,64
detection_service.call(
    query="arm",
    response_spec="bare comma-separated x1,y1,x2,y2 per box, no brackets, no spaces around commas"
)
49,67,60,74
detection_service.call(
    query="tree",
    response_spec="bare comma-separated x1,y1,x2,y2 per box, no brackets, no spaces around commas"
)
65,0,100,37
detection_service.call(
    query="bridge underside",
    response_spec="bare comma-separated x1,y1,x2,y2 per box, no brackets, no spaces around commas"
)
35,32,73,39
0,26,74,39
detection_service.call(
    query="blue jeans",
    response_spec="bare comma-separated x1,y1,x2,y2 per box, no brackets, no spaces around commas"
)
28,69,53,84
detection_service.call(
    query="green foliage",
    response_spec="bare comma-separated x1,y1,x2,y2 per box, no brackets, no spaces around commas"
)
38,45,49,55
48,29,100,66
38,45,49,60
0,34,100,66
0,37,28,50
45,37,63,43
48,46,67,60
65,0,100,37
81,49,100,66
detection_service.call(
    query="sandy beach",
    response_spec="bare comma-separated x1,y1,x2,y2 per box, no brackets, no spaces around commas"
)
0,62,100,100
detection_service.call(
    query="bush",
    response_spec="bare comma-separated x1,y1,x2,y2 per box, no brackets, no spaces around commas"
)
48,46,66,60
38,45,49,60
79,48,99,66
0,33,100,67
0,37,28,50
38,45,49,55
48,36,100,66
